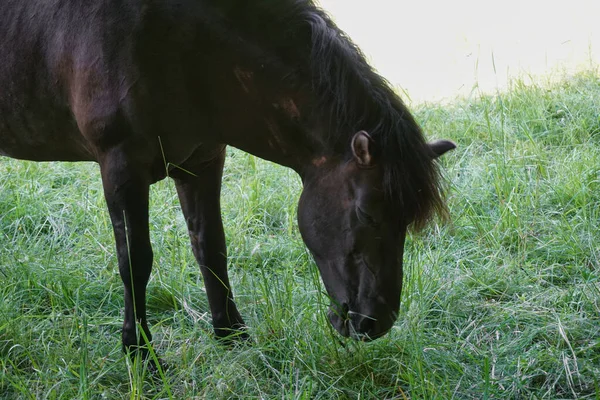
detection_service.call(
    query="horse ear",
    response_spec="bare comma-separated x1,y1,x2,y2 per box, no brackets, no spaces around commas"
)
428,139,456,158
351,131,374,166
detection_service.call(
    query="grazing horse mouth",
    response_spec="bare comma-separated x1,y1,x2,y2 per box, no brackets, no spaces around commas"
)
327,305,392,341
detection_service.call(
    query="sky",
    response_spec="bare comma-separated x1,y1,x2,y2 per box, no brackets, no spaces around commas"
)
317,0,600,103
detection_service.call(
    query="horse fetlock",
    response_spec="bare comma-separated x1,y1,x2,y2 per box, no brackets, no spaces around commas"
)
212,309,248,341
214,325,250,346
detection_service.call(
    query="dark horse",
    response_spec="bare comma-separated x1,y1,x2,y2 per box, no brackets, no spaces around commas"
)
0,0,454,357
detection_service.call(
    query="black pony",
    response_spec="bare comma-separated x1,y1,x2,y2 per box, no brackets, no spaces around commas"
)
0,0,454,358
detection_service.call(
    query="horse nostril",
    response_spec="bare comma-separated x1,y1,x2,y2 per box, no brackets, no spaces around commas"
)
341,303,349,317
332,302,349,319
347,311,377,337
328,302,351,337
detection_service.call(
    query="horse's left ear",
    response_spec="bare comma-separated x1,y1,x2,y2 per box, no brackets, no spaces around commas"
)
351,131,374,166
428,139,456,159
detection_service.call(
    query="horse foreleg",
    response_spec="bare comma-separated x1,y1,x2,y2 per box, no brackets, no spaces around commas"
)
172,150,248,342
99,147,154,357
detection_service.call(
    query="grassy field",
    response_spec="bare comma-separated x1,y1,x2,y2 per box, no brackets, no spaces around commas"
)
1,70,600,399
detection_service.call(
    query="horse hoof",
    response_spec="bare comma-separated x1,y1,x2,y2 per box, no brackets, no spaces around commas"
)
215,327,251,348
147,357,169,378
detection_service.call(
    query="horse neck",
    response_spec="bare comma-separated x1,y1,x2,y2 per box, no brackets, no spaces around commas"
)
210,73,335,175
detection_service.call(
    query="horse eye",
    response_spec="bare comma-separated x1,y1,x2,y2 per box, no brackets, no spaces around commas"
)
356,207,379,227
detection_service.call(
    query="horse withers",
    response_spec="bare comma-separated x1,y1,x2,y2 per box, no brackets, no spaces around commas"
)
0,0,454,359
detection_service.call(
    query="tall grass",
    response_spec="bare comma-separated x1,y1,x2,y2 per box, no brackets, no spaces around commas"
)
1,69,599,399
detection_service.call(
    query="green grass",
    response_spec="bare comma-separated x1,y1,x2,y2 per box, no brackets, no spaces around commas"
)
1,69,600,399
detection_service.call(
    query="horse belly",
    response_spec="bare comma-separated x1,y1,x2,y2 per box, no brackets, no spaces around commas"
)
0,108,96,162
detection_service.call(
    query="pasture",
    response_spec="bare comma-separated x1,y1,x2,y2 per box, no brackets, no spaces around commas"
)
1,70,599,399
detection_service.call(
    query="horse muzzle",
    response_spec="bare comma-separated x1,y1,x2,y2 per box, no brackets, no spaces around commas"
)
327,302,396,341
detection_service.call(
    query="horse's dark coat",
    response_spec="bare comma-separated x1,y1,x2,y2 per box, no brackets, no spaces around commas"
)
0,0,454,355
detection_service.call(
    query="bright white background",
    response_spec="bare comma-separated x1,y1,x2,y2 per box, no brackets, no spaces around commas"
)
318,0,600,103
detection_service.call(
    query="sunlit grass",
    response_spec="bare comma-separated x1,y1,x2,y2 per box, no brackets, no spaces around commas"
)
1,70,599,398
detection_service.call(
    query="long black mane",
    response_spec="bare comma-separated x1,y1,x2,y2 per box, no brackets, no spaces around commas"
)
218,0,445,227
